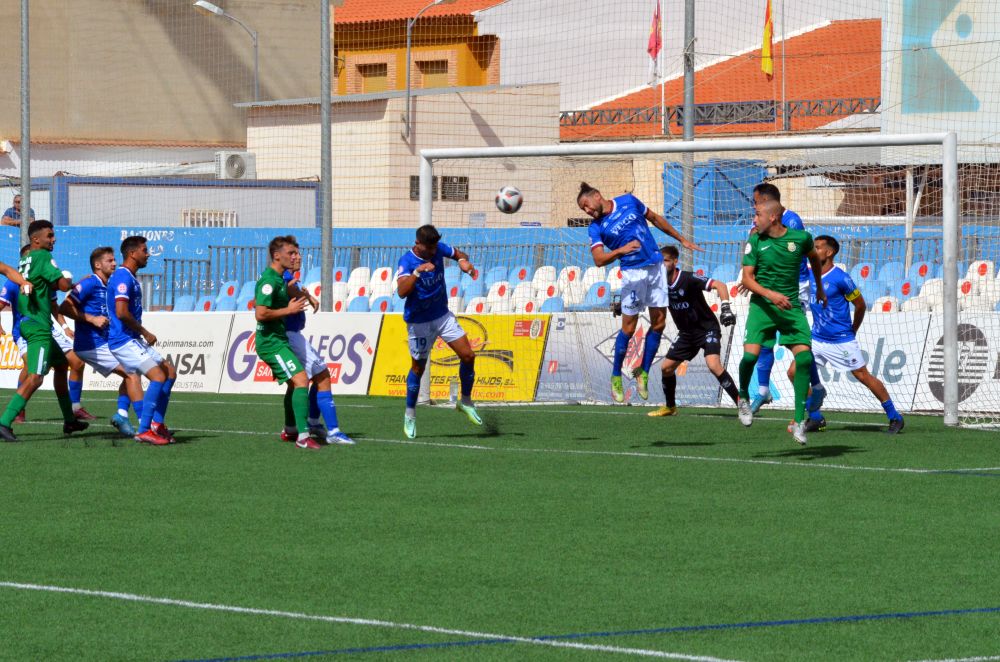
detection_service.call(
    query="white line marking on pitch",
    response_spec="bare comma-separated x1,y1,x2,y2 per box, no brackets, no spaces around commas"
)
0,581,739,662
908,656,1000,662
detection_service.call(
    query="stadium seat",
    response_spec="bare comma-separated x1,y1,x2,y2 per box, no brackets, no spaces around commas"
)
173,295,195,312
447,296,464,314
328,282,349,301
692,264,708,278
240,296,255,312
303,266,321,285
370,267,394,296
967,260,996,284
512,297,538,314
462,276,485,300
537,282,560,300
893,280,917,301
872,296,898,313
195,295,215,312
726,281,742,299
919,278,944,298
562,282,585,308
581,266,606,290
465,297,488,314
961,296,994,312
332,265,349,283
860,282,886,306
236,281,256,300
907,261,933,284
508,264,534,284
711,263,738,283
978,280,1000,306
484,266,507,288
217,280,239,299
346,296,369,312
958,278,977,298
900,297,928,313
557,266,582,292
935,262,966,280
487,281,512,313
447,281,462,299
444,265,461,287
350,283,369,300
607,266,624,292
215,295,238,312
305,281,322,300
370,295,392,313
850,263,877,284
877,262,904,284
511,282,535,311
575,281,611,311
347,267,371,292
539,296,565,313
532,265,557,292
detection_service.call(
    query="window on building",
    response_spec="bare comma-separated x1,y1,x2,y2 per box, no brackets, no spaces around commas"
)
410,175,439,201
359,63,388,93
440,176,469,201
418,60,449,89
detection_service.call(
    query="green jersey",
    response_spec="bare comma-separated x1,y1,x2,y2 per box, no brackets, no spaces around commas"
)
17,248,64,335
742,228,814,306
254,267,290,351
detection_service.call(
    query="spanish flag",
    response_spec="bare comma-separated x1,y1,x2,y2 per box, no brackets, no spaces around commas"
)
761,0,774,79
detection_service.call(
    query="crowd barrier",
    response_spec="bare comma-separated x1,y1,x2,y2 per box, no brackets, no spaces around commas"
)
0,311,996,414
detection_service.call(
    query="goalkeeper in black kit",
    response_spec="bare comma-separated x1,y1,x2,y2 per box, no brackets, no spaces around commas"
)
648,245,741,416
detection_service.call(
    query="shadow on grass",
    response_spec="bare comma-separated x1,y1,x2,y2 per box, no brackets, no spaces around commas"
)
753,444,866,460
839,424,888,433
644,440,715,448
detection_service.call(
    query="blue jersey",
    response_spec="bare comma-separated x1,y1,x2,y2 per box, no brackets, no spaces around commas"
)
809,265,862,343
0,278,23,342
282,270,306,333
106,267,143,349
587,194,661,270
396,241,454,324
67,273,111,351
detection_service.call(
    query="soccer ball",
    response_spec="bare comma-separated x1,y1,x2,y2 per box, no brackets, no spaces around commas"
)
495,185,523,214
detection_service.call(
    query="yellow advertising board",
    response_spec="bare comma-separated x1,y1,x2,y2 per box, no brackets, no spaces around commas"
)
369,314,550,401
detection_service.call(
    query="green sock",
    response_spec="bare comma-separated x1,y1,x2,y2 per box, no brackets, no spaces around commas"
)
793,351,814,423
57,392,75,423
292,387,309,435
283,388,296,429
738,352,758,400
0,393,27,427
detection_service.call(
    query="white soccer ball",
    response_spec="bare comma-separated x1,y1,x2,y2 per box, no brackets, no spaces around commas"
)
495,185,523,214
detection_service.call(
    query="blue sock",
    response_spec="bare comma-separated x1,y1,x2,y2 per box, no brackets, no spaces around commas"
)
153,378,175,424
882,398,901,421
308,383,320,421
316,389,339,430
68,379,83,405
808,410,824,421
809,360,822,386
406,369,421,409
459,361,475,398
612,331,630,377
132,400,143,419
641,331,662,373
116,394,131,416
755,346,775,394
139,381,163,433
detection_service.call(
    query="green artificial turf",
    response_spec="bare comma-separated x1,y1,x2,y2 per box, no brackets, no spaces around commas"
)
1,391,998,661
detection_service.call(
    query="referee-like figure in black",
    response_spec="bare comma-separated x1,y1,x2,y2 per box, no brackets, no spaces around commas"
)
648,245,741,416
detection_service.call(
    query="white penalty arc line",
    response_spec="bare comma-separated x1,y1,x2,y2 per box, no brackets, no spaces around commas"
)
0,581,739,662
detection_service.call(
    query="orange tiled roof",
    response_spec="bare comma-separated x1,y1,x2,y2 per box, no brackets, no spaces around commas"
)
334,0,506,24
562,19,881,141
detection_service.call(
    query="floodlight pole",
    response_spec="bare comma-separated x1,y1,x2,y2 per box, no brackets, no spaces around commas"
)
402,0,456,140
193,1,259,101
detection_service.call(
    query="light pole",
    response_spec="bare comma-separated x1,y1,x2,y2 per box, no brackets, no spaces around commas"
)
401,0,457,140
193,0,259,102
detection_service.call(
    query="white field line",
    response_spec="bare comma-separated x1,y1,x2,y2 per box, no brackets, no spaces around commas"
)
24,420,1000,477
0,581,739,662
908,657,1000,662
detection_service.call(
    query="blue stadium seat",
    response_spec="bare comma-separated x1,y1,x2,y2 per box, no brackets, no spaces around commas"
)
236,281,256,300
173,295,195,312
444,265,461,287
860,281,887,306
195,295,215,312
331,265,349,284
877,262,904,283
370,296,391,313
574,281,611,311
540,296,565,312
850,263,877,284
711,263,738,283
215,295,238,312
303,266,321,284
392,293,406,312
692,264,708,278
217,280,239,300
935,262,967,280
347,296,370,312
483,266,507,288
907,261,933,284
238,296,256,312
508,264,534,284
461,276,485,299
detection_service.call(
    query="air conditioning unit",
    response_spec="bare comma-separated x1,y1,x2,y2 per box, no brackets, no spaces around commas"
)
215,151,257,180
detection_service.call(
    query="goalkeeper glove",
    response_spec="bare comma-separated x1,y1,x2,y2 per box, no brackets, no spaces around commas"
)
719,301,736,327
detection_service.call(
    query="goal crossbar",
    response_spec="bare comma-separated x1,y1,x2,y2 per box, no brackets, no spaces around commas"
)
419,132,960,425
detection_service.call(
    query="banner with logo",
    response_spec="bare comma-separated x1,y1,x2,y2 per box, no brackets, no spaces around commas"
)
82,312,234,393
914,314,1000,414
368,314,549,401
724,311,931,413
0,311,21,389
537,312,729,405
220,313,381,395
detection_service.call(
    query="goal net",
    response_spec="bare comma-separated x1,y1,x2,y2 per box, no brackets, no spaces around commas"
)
417,134,979,427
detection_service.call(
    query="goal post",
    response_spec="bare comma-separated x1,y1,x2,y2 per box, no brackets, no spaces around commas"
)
419,132,961,425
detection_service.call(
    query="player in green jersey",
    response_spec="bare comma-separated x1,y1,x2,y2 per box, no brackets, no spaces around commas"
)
0,220,88,441
738,199,826,444
254,236,319,450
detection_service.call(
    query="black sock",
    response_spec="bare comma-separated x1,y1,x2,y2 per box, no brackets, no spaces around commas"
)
716,370,740,404
662,373,677,408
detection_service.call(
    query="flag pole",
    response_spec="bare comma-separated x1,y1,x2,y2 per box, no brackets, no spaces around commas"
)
781,0,788,131
659,0,665,136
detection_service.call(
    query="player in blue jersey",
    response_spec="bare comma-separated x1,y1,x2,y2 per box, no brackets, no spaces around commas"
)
577,182,702,403
274,250,354,446
746,182,824,414
59,246,145,437
397,224,480,439
107,236,177,445
791,235,904,434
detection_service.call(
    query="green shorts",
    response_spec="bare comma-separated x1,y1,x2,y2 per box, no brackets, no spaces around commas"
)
22,334,67,375
744,301,812,348
256,345,303,385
